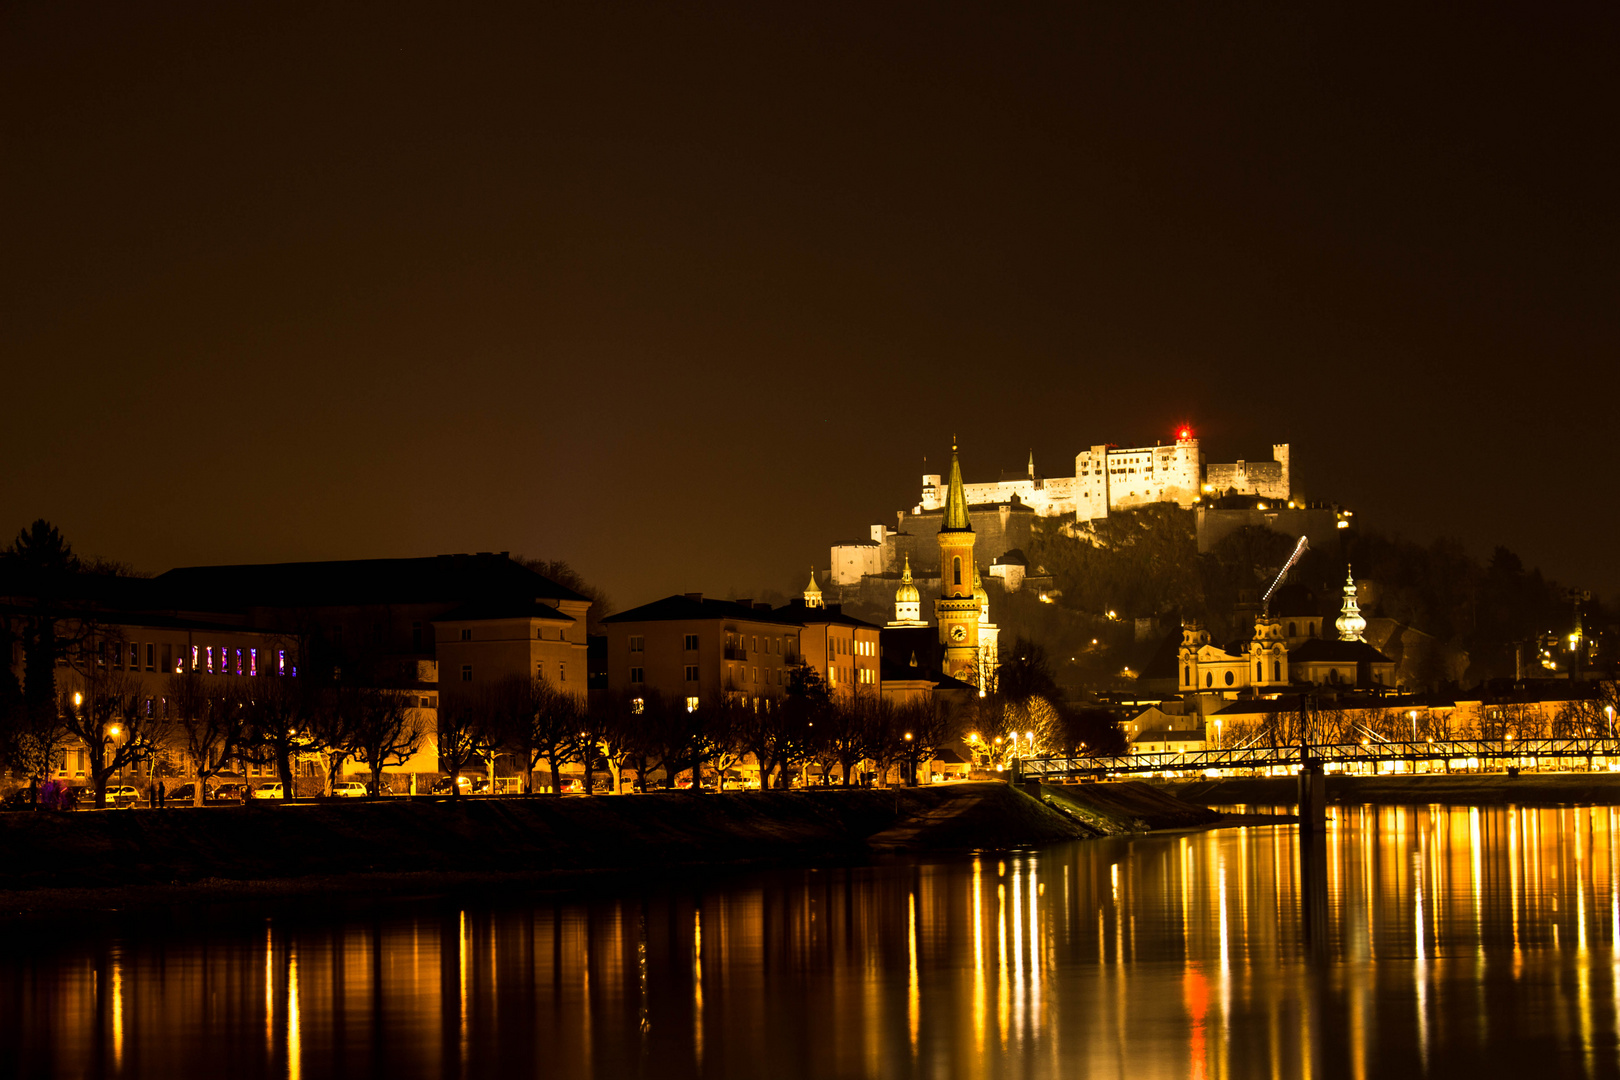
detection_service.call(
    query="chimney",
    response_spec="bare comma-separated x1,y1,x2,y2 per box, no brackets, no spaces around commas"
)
685,592,703,602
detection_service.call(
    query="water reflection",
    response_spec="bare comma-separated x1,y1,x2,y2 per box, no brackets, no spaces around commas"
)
4,806,1620,1077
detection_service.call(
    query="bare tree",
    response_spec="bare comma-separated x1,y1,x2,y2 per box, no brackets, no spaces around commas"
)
169,672,247,806
348,688,425,795
60,671,169,807
509,676,583,794
240,669,314,800
436,694,497,799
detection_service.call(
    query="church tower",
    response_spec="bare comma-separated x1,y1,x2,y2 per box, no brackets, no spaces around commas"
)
888,554,925,627
1335,568,1366,642
804,567,824,609
936,438,981,682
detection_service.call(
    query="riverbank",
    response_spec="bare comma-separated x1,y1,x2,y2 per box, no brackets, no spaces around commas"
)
1165,771,1620,808
0,781,1233,915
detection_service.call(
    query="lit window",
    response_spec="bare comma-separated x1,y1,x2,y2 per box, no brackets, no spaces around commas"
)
250,649,257,676
632,697,645,714
277,649,285,676
686,696,700,713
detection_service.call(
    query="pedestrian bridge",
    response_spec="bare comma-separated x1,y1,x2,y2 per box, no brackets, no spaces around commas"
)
1022,737,1620,779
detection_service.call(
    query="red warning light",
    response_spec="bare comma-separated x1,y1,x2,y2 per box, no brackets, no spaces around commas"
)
1178,427,1192,440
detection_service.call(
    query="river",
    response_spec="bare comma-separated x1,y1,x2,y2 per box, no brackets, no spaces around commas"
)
4,804,1619,1078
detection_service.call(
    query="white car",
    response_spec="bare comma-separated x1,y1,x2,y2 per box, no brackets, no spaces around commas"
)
253,782,284,800
332,781,368,798
105,784,141,806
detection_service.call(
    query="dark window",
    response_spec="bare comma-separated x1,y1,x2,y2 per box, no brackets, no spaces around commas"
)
684,634,699,651
1224,671,1235,686
630,667,644,684
1256,662,1262,680
411,622,423,651
953,558,962,586
161,644,173,674
461,665,472,682
1205,672,1213,688
1274,661,1282,681
460,628,472,642
685,665,699,681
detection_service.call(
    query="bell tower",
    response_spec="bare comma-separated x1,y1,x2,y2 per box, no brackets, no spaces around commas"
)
936,438,980,682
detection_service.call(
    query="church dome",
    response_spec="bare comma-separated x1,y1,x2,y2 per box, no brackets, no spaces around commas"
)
896,554,920,603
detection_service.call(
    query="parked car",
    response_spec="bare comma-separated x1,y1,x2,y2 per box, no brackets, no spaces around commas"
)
429,775,489,795
332,781,367,798
105,784,142,807
2,787,36,810
168,782,205,803
252,782,283,800
212,781,250,801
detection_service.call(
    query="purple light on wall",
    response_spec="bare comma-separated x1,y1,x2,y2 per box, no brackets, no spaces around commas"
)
250,648,257,676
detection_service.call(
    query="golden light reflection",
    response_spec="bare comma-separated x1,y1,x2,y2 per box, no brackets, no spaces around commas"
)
997,880,1008,1048
23,805,1620,1078
972,857,985,1056
287,944,301,1080
111,948,123,1071
693,908,704,1070
907,891,919,1054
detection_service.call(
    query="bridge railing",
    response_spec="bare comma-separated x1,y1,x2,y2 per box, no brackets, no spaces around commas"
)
1022,738,1620,777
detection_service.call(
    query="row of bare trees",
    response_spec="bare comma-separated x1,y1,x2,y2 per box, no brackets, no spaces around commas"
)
434,667,962,795
37,668,427,808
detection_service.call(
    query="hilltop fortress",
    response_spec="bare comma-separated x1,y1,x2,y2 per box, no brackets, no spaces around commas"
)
829,431,1336,597
916,428,1289,521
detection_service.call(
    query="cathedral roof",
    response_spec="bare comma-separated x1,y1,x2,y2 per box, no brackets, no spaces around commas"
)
1288,638,1391,664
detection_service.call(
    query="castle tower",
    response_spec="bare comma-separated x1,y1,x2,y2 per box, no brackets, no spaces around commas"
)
804,567,824,609
888,554,926,627
935,438,981,682
1248,612,1289,688
1335,568,1366,642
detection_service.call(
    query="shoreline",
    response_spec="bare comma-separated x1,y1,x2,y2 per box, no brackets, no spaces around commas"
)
0,781,1251,920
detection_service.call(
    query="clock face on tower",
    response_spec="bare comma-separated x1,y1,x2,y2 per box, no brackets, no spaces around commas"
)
950,624,967,643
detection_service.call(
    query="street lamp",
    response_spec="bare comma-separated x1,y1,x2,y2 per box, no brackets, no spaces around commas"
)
1608,706,1615,739
1409,710,1418,743
1215,718,1222,750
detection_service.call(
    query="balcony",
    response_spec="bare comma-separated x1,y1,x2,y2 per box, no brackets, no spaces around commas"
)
724,647,748,661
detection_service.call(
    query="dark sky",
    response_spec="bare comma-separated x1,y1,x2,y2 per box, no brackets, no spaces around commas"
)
4,3,1616,610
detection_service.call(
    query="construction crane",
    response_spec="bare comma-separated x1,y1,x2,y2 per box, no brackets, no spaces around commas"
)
1262,536,1309,614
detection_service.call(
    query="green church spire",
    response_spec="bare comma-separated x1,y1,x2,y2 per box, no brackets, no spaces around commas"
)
942,436,972,532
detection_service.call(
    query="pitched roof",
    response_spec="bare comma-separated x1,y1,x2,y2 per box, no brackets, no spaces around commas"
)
1289,638,1392,664
603,594,791,625
434,598,575,623
155,553,587,609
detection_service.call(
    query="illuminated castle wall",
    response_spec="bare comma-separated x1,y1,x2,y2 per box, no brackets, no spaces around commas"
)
916,429,1291,522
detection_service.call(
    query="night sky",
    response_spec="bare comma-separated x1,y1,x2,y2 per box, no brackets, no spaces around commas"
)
4,3,1616,609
